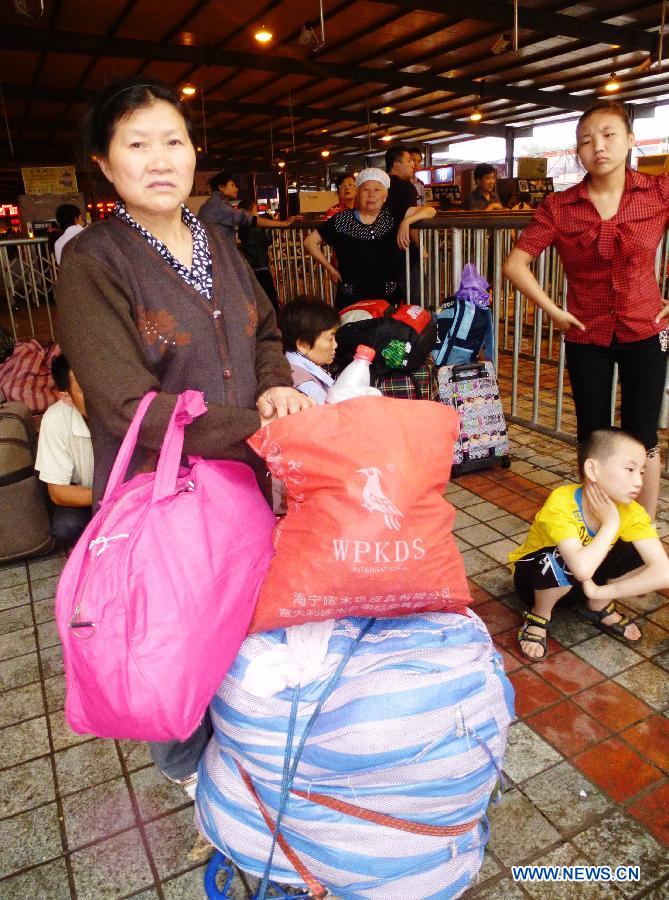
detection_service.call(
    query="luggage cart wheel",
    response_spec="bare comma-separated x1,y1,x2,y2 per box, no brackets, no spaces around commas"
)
204,851,311,899
203,851,235,898
500,456,511,469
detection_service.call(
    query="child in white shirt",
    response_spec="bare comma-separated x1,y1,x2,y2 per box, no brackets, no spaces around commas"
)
35,354,93,547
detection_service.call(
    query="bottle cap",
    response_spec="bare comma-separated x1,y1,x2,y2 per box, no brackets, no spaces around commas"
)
354,344,375,362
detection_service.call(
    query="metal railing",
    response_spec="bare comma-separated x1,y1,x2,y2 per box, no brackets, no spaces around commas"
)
269,214,669,459
0,237,57,343
3,221,668,466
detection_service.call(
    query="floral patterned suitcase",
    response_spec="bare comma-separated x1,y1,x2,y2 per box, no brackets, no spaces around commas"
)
438,361,510,476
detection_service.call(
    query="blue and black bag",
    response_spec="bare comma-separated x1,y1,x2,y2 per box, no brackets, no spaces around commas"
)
432,297,493,366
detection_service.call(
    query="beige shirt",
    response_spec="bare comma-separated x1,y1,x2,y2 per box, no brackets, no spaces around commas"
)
36,400,93,488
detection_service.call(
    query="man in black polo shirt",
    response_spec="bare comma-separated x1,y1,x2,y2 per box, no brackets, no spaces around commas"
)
385,146,422,303
385,147,418,220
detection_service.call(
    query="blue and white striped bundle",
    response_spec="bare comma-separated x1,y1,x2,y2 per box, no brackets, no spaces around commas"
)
196,611,514,899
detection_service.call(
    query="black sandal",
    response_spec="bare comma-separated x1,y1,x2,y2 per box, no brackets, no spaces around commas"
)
576,602,640,643
517,610,550,660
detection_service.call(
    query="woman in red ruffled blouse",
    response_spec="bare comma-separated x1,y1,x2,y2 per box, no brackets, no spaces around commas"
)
505,100,669,517
325,173,357,220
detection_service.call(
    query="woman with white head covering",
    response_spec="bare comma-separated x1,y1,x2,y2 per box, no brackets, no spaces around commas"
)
304,168,435,311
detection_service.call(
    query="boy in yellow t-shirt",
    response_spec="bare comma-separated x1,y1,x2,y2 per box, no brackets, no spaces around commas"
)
509,428,669,660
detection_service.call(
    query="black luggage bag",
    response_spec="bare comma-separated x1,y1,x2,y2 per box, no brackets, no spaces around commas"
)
0,399,54,563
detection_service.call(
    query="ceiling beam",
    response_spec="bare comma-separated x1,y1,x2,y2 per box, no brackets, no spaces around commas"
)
1,82,512,140
3,115,428,156
226,1,462,105
280,0,654,115
381,0,657,52
203,99,509,139
0,25,587,112
0,133,361,171
173,0,356,99
53,0,153,126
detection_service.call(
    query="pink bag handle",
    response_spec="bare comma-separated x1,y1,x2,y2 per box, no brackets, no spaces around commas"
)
151,390,207,503
102,391,159,504
102,390,207,505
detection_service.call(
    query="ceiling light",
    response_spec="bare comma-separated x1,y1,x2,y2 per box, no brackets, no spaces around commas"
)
254,25,273,43
321,149,330,158
180,83,197,97
277,159,286,168
470,107,483,122
321,128,328,133
378,106,394,114
381,133,393,142
604,73,620,92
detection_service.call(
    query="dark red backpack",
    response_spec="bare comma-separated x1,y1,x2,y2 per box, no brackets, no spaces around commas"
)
336,300,437,377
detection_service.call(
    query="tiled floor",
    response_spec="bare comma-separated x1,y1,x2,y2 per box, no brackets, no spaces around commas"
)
2,423,669,898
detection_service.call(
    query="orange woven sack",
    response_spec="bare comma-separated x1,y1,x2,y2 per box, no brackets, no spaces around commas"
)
247,395,472,632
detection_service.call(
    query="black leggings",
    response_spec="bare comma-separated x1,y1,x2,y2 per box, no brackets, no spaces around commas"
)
565,335,666,452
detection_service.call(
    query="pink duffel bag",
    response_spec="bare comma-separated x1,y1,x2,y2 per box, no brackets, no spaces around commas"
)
55,390,276,742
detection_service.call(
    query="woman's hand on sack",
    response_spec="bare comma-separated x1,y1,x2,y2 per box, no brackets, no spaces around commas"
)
552,308,585,333
655,299,669,325
257,386,315,424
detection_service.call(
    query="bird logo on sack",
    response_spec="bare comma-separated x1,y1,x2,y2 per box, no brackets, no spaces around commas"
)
357,466,403,530
331,468,425,567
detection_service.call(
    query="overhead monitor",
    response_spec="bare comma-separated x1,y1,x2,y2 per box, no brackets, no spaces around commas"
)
433,165,454,184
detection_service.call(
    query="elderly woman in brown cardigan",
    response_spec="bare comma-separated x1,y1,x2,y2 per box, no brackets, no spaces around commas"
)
56,77,310,801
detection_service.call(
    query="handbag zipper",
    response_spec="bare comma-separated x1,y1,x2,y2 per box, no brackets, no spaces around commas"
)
68,477,196,630
69,483,144,631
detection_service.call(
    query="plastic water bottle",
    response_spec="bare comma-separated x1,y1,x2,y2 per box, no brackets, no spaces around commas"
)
333,344,375,389
327,345,380,403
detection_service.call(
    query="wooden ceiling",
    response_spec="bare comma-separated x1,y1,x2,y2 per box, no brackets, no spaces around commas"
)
0,0,666,172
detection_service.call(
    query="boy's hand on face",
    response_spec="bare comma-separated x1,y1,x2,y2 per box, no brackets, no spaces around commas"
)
584,482,620,530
